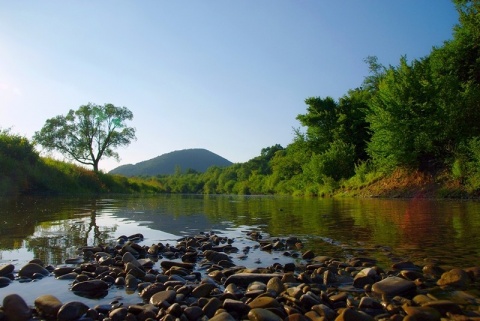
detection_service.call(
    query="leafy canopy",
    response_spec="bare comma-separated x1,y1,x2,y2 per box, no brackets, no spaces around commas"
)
34,103,136,172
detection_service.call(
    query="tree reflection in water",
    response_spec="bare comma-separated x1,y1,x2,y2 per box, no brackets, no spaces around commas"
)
25,200,117,265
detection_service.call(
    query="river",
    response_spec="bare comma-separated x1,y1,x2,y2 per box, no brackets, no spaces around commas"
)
1,194,479,269
1,194,480,307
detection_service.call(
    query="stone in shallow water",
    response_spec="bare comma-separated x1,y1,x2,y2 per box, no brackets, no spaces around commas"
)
0,276,12,287
71,279,109,298
437,268,470,288
34,294,63,319
57,301,89,321
18,262,50,278
371,276,416,298
224,273,283,287
0,263,15,276
2,294,32,321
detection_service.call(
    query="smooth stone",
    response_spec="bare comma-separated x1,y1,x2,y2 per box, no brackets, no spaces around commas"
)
18,262,50,278
224,273,283,287
391,261,419,271
422,300,463,316
286,313,313,321
247,308,283,321
371,276,416,298
184,306,204,321
34,294,63,319
139,282,167,300
125,273,138,289
0,264,15,276
437,268,470,288
0,276,12,287
192,282,216,298
335,308,374,321
248,296,282,309
266,276,284,295
109,307,128,321
358,297,383,310
403,305,441,320
203,297,223,318
209,311,237,321
57,301,89,321
56,272,78,280
3,294,32,321
311,304,337,320
223,298,251,315
125,262,146,279
71,279,109,293
160,260,195,270
204,250,231,263
122,252,143,268
64,257,84,264
149,289,177,306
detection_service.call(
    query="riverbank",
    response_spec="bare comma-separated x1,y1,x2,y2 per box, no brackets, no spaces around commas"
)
0,230,479,321
340,168,480,199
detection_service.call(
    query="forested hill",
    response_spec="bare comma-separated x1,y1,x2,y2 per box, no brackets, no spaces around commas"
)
108,148,232,176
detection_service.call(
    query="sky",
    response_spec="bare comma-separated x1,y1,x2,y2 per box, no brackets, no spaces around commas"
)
0,1,459,172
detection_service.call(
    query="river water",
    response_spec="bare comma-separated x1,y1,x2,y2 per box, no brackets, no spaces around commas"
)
1,194,479,268
0,194,479,305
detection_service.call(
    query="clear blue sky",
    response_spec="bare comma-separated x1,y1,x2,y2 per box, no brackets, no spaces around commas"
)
0,1,459,172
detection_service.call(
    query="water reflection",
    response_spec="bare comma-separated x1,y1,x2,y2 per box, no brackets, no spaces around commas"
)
0,195,479,269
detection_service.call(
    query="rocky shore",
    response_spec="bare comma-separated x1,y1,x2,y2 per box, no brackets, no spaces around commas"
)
0,231,479,321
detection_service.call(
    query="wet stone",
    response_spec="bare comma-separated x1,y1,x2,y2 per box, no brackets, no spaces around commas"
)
149,289,177,306
248,308,283,321
34,294,63,319
371,276,416,298
57,301,89,321
3,294,32,321
0,276,12,287
18,262,50,278
0,263,15,276
437,268,470,288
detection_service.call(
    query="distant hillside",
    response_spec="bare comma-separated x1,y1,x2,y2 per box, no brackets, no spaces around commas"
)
108,148,232,176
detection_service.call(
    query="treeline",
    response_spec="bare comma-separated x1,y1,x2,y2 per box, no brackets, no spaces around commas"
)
0,129,162,196
155,1,480,196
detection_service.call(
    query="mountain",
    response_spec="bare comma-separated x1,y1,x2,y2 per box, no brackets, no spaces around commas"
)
108,148,232,176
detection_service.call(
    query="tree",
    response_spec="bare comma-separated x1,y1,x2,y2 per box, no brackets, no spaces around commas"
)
34,103,136,172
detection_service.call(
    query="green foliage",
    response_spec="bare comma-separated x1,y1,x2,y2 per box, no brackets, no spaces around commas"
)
34,103,136,172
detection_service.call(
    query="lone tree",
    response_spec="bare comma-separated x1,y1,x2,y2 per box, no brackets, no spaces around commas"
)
34,103,136,172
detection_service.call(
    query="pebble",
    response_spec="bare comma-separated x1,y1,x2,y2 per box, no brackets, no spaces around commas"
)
0,231,479,321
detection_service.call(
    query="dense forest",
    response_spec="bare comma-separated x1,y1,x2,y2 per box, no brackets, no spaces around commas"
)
1,0,479,198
